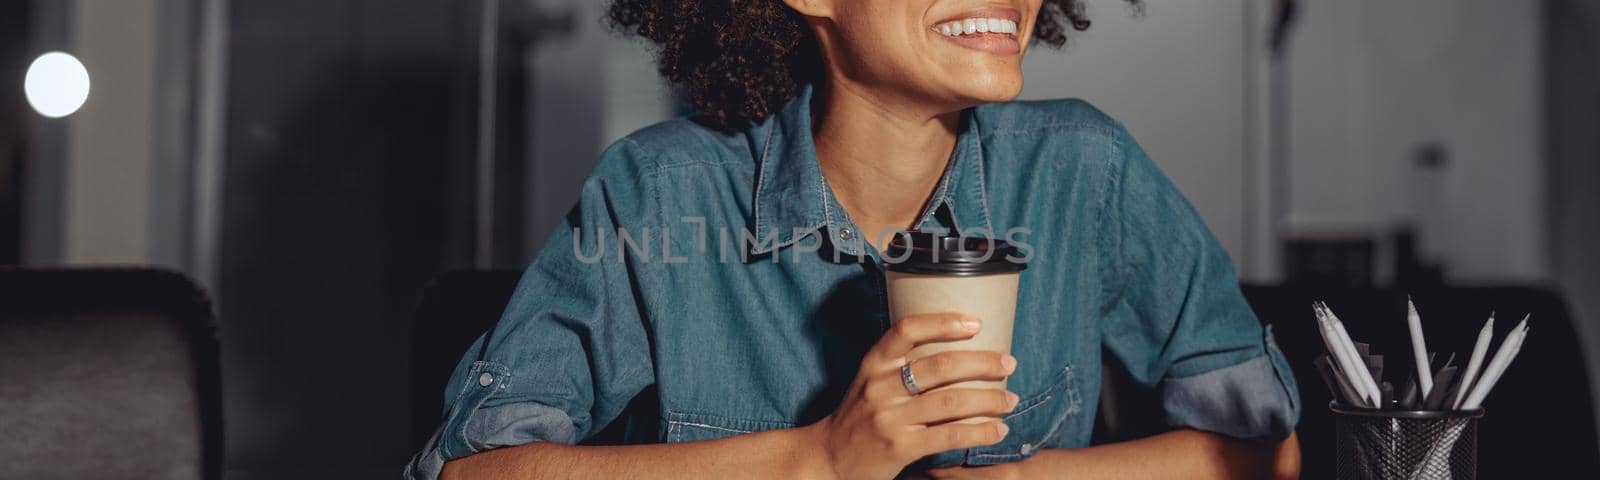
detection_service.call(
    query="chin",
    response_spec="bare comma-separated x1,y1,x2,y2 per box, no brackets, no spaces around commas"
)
929,57,1025,106
947,77,1025,107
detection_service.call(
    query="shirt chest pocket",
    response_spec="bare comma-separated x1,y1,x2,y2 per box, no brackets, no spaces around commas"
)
965,365,1081,465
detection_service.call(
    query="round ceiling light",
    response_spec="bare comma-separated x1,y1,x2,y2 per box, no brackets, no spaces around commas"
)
24,51,91,118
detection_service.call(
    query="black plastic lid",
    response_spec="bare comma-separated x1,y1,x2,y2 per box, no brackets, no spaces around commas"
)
882,231,1027,276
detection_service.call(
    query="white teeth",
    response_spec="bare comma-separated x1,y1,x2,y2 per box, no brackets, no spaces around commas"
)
936,18,1018,37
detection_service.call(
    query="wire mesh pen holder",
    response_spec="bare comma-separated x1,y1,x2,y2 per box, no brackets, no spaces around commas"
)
1332,403,1485,480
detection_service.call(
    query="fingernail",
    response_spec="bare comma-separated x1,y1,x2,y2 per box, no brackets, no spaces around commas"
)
960,316,981,332
1001,355,1017,373
995,422,1010,438
1006,391,1020,408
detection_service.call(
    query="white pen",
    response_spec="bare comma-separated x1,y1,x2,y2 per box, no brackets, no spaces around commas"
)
1460,315,1531,410
1453,313,1495,409
1313,303,1373,407
1322,302,1381,407
1407,297,1433,397
1310,304,1359,405
1324,303,1382,405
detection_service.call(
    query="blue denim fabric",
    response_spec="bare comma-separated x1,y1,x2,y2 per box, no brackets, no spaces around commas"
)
405,85,1300,478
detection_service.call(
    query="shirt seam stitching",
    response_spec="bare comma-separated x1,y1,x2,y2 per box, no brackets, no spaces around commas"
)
982,122,1118,139
752,125,778,240
649,159,754,174
1161,350,1271,380
972,121,995,232
667,421,752,435
1102,128,1129,314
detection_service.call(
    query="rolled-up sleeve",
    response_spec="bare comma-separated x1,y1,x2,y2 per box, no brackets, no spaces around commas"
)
1099,122,1300,442
405,141,657,479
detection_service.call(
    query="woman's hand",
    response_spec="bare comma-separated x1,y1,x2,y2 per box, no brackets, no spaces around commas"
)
801,313,1020,480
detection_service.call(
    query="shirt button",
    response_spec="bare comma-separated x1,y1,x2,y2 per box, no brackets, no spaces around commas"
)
839,228,854,240
478,372,494,387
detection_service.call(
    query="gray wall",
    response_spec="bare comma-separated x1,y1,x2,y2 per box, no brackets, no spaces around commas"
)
1548,0,1600,441
520,0,673,251
53,0,161,265
1279,0,1544,282
0,1,31,264
521,0,606,254
215,1,479,477
22,0,200,270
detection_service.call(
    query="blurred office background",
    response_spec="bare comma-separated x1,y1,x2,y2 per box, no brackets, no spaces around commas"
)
1,0,1597,478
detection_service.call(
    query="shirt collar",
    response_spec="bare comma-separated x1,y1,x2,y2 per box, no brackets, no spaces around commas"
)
749,85,995,256
913,109,995,236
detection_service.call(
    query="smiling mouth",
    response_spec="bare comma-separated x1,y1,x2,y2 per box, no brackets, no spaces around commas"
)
934,17,1020,37
930,15,1023,54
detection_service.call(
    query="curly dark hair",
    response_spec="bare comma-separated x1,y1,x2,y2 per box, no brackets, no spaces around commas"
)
608,0,1141,132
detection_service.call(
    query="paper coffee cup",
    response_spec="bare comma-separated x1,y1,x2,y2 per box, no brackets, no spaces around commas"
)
883,231,1026,396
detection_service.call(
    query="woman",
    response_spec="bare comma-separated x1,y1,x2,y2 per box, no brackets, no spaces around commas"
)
409,0,1301,478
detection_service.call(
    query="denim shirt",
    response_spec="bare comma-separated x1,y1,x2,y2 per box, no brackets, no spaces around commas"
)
406,86,1300,478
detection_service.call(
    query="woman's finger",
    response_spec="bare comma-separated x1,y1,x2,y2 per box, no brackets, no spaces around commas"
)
869,313,980,363
896,388,1019,425
904,350,1016,392
911,420,1011,455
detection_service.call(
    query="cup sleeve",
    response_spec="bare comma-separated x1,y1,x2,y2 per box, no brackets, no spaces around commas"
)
1099,122,1300,442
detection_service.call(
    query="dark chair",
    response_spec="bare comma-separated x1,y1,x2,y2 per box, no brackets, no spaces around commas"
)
0,268,223,479
1097,286,1599,479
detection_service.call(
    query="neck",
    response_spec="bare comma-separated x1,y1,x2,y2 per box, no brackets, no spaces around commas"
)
811,80,960,250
